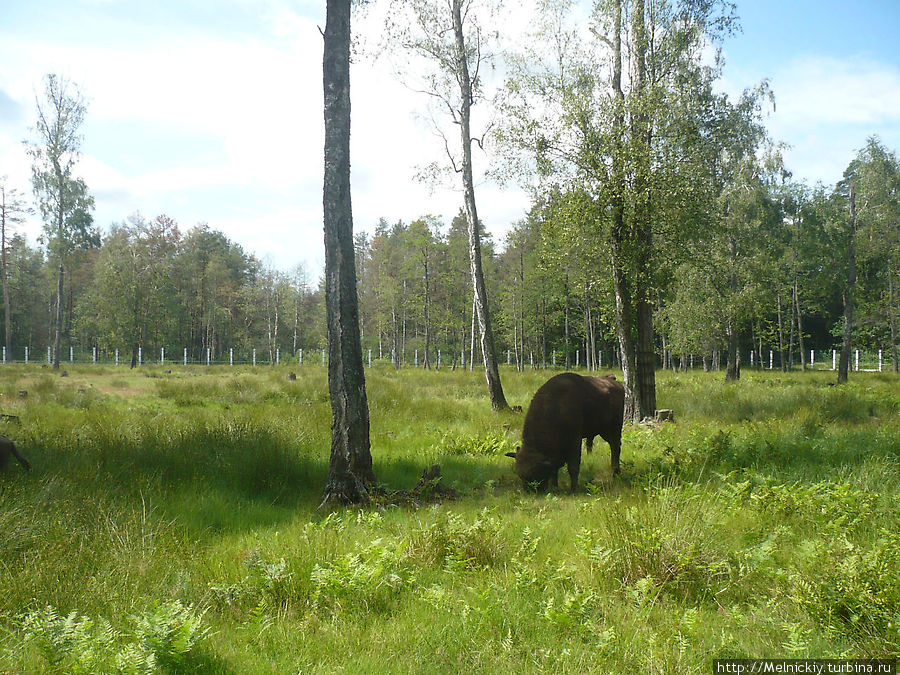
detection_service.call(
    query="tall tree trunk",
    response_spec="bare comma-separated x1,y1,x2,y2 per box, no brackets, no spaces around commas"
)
451,0,508,410
794,281,806,371
838,182,857,384
53,263,63,369
609,0,637,420
777,290,786,372
1,196,10,357
890,271,898,373
321,0,374,505
725,318,741,382
631,0,656,418
564,271,570,369
423,255,431,369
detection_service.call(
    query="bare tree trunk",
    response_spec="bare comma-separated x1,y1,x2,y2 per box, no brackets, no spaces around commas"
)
631,0,656,418
794,280,806,371
321,0,374,505
1,196,10,357
890,271,898,373
838,182,857,384
423,255,431,369
725,318,741,382
776,290,786,372
564,271,570,369
451,0,508,410
53,263,63,369
610,0,637,420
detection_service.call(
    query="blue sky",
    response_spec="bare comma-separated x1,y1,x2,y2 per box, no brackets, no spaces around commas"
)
1,0,898,278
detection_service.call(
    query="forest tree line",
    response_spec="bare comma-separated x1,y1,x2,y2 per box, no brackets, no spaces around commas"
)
1,133,897,373
1,0,897,379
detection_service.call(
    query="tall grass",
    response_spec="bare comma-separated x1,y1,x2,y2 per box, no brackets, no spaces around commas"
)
0,364,898,672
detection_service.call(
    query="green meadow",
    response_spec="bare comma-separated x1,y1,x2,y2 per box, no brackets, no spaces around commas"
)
0,365,898,673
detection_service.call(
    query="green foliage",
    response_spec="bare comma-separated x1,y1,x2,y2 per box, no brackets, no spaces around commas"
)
2,367,900,672
310,539,414,614
790,532,900,654
19,601,208,674
433,430,515,456
405,509,508,570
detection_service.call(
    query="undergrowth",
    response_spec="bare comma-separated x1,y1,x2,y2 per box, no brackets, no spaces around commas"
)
0,365,898,672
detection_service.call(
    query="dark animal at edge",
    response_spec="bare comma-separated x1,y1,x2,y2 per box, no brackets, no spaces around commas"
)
506,372,624,492
0,435,30,472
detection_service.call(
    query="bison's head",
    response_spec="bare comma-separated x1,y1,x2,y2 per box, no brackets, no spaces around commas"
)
506,448,555,492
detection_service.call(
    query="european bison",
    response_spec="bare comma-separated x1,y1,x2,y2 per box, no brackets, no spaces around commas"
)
506,372,624,492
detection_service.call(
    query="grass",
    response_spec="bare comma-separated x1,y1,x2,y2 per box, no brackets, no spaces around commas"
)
0,364,898,673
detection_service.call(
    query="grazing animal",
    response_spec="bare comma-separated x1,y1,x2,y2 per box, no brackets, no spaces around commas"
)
506,372,624,492
0,435,29,472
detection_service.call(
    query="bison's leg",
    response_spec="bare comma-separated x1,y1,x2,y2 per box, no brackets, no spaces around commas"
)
610,439,621,475
548,470,559,491
566,440,581,493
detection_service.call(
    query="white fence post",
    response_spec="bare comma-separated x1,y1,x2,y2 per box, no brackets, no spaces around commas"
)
507,349,510,365
47,346,51,363
879,349,883,372
206,347,211,366
161,347,165,365
855,349,859,371
252,348,256,366
299,348,303,366
116,348,119,366
437,349,441,368
576,350,580,368
183,348,188,366
138,346,143,365
368,349,372,367
24,346,29,364
229,348,234,366
93,347,97,364
415,349,418,367
276,348,280,365
70,346,74,363
322,349,326,366
832,349,837,370
810,349,814,368
2,346,5,364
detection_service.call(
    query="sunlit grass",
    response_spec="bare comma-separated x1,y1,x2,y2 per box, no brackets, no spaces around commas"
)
1,363,898,672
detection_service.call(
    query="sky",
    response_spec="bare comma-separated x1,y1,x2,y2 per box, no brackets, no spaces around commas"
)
1,0,898,280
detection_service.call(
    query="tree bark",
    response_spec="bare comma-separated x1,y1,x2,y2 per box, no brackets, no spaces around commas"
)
53,263,63,369
321,0,375,506
838,182,857,384
630,0,657,418
451,0,508,410
1,190,10,357
890,271,898,373
776,290,786,372
609,0,637,420
794,280,806,371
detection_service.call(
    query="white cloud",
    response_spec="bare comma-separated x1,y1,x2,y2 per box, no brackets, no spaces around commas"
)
0,2,532,277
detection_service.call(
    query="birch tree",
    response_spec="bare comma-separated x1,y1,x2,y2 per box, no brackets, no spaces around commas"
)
26,74,96,369
386,0,509,410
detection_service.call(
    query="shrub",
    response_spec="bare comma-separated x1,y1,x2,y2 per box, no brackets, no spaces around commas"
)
405,509,507,570
310,539,414,614
19,601,208,673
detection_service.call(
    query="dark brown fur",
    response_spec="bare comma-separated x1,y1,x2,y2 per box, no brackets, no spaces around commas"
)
0,435,29,471
506,372,624,492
